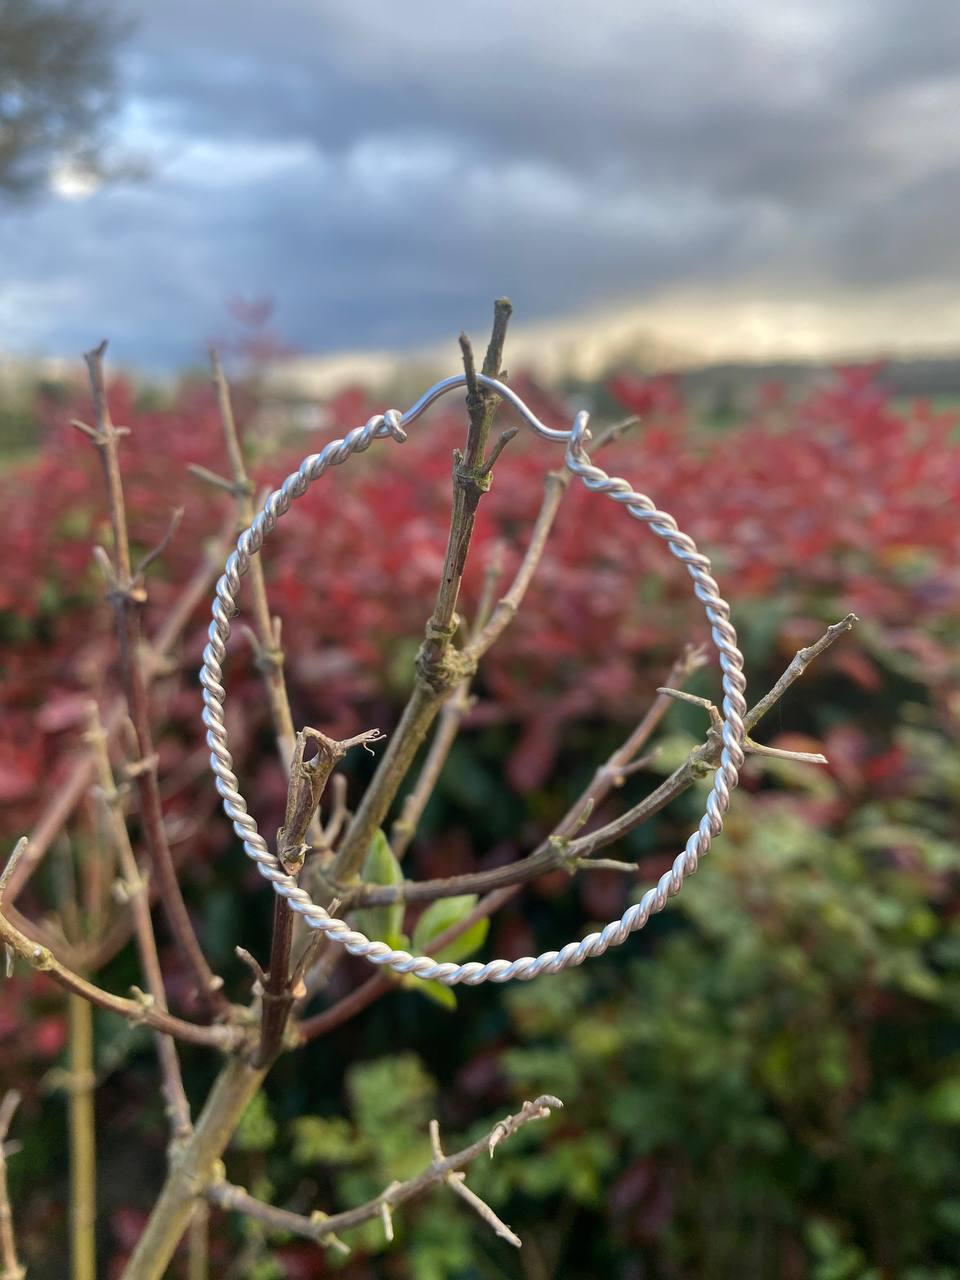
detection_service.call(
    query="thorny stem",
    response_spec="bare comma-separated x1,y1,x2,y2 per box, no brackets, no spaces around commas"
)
332,300,514,882
80,343,226,1013
207,1095,562,1252
68,993,96,1280
86,705,192,1143
0,1091,24,1280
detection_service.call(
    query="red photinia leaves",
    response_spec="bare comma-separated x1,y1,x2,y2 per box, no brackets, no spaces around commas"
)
1,366,958,823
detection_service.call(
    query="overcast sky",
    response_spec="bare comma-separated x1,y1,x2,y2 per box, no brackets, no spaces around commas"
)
2,0,960,369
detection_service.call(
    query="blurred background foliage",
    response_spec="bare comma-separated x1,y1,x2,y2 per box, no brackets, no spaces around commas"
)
0,362,957,1278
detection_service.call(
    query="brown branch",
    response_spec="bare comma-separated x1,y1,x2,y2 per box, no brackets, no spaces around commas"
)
743,613,860,730
331,300,514,882
254,729,383,1068
207,350,302,777
463,470,568,662
389,682,472,859
384,417,638,863
208,1094,562,1252
567,613,859,861
118,1057,270,1280
86,704,192,1143
0,1091,24,1280
5,520,231,908
0,840,241,1052
296,971,390,1044
333,616,857,909
67,992,96,1280
80,342,226,1013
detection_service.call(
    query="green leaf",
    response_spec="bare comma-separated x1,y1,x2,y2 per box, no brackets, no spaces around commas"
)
412,894,490,964
352,829,404,944
404,974,457,1010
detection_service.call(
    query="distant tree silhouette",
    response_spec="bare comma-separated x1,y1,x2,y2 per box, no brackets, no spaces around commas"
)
0,0,129,199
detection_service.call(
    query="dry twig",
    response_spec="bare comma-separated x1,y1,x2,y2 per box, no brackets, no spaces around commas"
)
0,1091,24,1280
208,1095,562,1253
86,704,192,1143
77,343,225,1012
0,840,240,1053
332,300,516,881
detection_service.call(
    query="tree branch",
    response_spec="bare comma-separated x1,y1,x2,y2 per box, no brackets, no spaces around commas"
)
0,1091,24,1280
79,343,226,1012
207,350,303,778
331,300,514,882
85,704,192,1143
332,616,857,908
67,992,96,1280
0,840,241,1052
5,522,231,907
208,1094,562,1253
254,729,383,1069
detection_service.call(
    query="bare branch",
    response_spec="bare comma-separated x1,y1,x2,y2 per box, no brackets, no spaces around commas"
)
0,1091,24,1280
563,615,859,862
745,613,860,729
208,349,302,777
335,617,857,909
390,682,472,859
208,1094,562,1252
464,470,568,661
332,300,515,882
80,343,226,1012
67,993,96,1280
296,971,390,1044
86,704,192,1143
254,729,383,1068
0,840,241,1052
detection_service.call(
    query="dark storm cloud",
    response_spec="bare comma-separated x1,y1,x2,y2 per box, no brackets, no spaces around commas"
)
2,0,958,366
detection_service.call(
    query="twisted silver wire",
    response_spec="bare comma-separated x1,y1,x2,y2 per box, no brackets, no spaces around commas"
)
200,375,747,986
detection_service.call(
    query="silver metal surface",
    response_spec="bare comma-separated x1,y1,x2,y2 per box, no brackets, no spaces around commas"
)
200,376,747,985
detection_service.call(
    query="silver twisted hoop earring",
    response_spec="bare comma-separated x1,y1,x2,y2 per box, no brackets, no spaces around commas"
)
200,374,748,987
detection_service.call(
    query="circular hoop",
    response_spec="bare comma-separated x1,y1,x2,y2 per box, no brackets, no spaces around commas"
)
200,375,747,986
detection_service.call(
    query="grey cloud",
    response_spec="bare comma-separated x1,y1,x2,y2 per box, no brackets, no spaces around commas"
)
2,0,959,366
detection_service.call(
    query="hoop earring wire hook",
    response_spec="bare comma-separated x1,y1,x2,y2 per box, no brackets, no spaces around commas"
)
200,375,747,987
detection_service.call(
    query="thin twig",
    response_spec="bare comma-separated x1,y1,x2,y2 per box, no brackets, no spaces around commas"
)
86,704,192,1143
80,343,226,1012
68,993,96,1280
0,1091,24,1280
207,350,302,778
743,613,860,730
208,1095,562,1252
332,300,514,882
4,519,232,910
254,729,383,1068
0,840,241,1052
